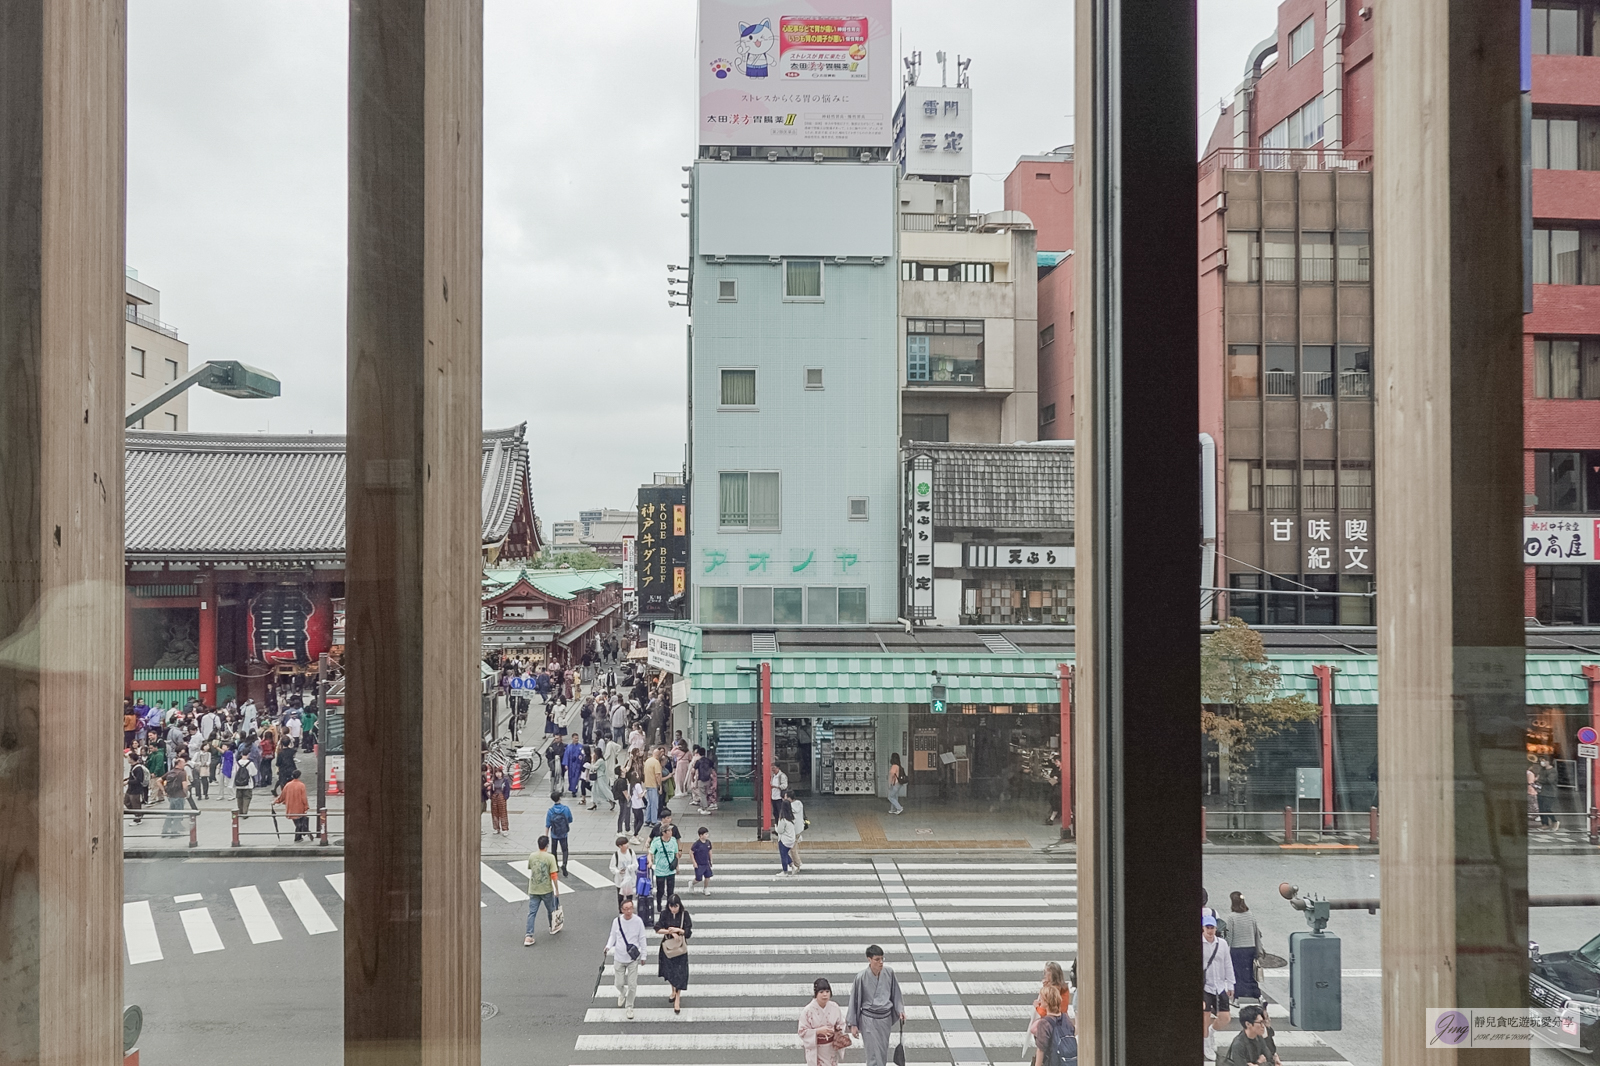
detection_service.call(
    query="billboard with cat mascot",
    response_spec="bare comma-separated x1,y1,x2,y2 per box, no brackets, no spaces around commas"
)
698,0,893,147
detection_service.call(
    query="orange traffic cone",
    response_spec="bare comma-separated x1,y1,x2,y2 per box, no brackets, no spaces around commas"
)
511,763,524,792
327,766,341,795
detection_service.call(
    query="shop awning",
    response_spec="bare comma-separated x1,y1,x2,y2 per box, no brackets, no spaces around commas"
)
628,646,649,660
558,618,600,646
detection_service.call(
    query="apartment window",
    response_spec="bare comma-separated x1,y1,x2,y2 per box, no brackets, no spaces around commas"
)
1534,337,1600,397
903,413,949,442
1263,460,1297,510
1533,228,1583,284
1228,573,1263,625
1338,345,1372,397
1300,232,1334,282
906,319,984,385
1303,574,1338,625
129,346,145,377
1228,459,1262,512
1267,575,1302,625
1530,449,1600,511
1340,460,1373,511
1302,460,1336,511
1227,345,1259,398
1040,403,1057,426
165,358,180,382
720,368,757,407
132,418,145,430
742,586,774,625
1263,231,1296,281
718,278,738,302
1039,324,1055,347
783,259,823,299
773,587,803,625
1337,231,1371,281
1536,565,1585,624
718,471,780,530
1264,345,1296,396
804,367,824,389
165,412,179,431
1289,16,1315,63
902,261,994,282
1532,117,1580,170
1531,2,1593,55
847,496,869,520
837,587,868,624
1226,231,1261,282
1339,575,1374,625
806,586,839,625
1301,345,1333,396
700,586,738,624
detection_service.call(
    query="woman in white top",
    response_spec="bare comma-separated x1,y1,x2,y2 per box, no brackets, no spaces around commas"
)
798,977,848,1066
774,802,798,878
609,834,638,912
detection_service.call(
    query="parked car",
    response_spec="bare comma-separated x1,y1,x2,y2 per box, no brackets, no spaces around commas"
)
1530,934,1600,1055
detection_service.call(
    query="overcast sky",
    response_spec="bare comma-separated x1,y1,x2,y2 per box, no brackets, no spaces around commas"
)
128,0,1278,528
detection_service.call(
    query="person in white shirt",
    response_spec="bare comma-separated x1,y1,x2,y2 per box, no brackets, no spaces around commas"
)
199,709,219,741
603,896,648,1019
770,768,788,822
785,790,806,871
1202,913,1236,1061
286,715,303,745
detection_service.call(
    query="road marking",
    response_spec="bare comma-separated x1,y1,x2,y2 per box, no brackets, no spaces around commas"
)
325,873,345,899
179,908,225,954
690,926,906,940
587,982,928,1000
574,1032,953,1051
956,980,1041,995
124,900,162,964
279,878,337,935
685,941,1073,958
173,892,203,903
230,886,282,944
583,1006,940,1023
479,862,525,902
565,859,613,889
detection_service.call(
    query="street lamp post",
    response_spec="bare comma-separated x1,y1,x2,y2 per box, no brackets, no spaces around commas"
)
125,359,281,428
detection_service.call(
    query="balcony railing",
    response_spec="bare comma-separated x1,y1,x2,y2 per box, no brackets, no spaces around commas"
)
1263,257,1296,282
1302,484,1337,511
126,304,179,339
1199,145,1374,179
900,212,985,233
1302,371,1334,396
1338,258,1371,282
1264,370,1296,396
1263,484,1298,511
1339,369,1372,397
1340,485,1374,511
1301,257,1334,283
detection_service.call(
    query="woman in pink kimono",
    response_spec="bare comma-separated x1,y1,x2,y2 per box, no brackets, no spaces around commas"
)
799,977,849,1065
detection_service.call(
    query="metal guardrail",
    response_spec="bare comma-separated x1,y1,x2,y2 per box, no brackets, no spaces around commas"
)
124,808,201,848
231,806,343,847
124,303,179,339
1206,806,1600,846
1199,146,1373,179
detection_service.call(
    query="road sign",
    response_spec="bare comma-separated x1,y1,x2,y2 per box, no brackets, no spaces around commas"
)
1579,743,1599,760
1578,726,1598,745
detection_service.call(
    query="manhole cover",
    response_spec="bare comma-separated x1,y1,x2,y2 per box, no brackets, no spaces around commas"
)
481,1002,499,1021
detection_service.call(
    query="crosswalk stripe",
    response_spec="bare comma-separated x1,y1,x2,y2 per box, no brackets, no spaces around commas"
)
651,912,897,923
690,897,1053,909
173,892,203,903
279,878,337,935
124,900,162,964
958,980,1045,995
588,982,928,1000
902,872,1075,881
326,873,345,899
583,1006,944,1023
230,886,283,944
574,1031,953,1051
479,862,525,902
680,940,1074,958
926,925,1075,937
895,863,1064,870
566,859,614,889
178,907,225,954
691,926,906,940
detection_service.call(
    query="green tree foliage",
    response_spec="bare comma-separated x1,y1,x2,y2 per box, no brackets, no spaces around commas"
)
534,549,612,571
1201,617,1318,794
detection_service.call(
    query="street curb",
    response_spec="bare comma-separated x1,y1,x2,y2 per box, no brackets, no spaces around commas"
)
125,847,344,859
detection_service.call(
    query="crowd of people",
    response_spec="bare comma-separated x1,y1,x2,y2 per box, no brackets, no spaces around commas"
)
121,690,320,840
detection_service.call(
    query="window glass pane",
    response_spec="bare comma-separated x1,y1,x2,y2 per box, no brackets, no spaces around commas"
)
1537,565,1585,623
742,586,773,625
1290,17,1315,62
773,587,803,625
1551,450,1583,509
807,586,838,625
1303,574,1338,625
720,368,756,406
784,259,822,297
1228,573,1262,624
1299,95,1324,147
1266,574,1301,624
1226,345,1258,398
1264,231,1296,281
1549,5,1580,53
1550,118,1580,169
1264,461,1297,510
903,413,949,442
1552,229,1581,284
1300,232,1333,282
1534,228,1551,284
1302,345,1333,396
1264,345,1297,396
1338,345,1372,396
837,587,867,624
1585,340,1600,399
907,334,930,381
1302,460,1336,510
1226,231,1260,281
1339,575,1374,625
1551,338,1582,397
1227,459,1258,512
1533,117,1550,168
1340,460,1373,510
1536,338,1552,397
748,471,781,530
1337,231,1370,281
700,586,738,623
719,472,748,526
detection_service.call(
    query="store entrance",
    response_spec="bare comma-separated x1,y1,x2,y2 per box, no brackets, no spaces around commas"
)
773,717,813,796
770,716,880,797
907,710,1059,814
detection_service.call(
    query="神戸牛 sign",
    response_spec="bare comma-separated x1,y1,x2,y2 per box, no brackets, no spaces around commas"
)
638,485,690,618
698,0,892,147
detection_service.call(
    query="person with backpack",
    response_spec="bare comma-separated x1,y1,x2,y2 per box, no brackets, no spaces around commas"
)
609,834,638,912
546,791,574,876
1032,985,1077,1066
648,810,682,908
523,835,562,947
124,750,149,824
1202,912,1237,1061
233,750,256,818
603,896,647,1020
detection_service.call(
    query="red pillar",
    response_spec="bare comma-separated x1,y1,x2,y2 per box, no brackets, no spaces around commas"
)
1312,664,1336,829
198,568,218,705
1059,663,1074,837
1583,665,1600,813
759,661,773,839
124,588,134,699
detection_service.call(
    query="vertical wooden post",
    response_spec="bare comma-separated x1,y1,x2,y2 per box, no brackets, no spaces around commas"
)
0,1,126,1063
344,1,483,1064
1074,0,1201,1059
1375,0,1528,1060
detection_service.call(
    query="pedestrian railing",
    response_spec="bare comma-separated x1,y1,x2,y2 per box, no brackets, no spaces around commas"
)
1203,805,1600,846
123,808,201,848
230,806,343,847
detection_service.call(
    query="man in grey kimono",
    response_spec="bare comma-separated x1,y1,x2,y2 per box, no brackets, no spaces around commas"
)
846,944,905,1066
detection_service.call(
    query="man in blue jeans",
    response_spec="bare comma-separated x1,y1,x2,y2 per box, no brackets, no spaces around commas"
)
546,791,574,875
524,836,561,947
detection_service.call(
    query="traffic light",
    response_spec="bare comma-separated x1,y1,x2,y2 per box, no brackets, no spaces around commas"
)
930,683,947,714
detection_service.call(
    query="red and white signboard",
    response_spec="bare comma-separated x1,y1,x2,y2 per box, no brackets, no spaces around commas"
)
1523,516,1600,564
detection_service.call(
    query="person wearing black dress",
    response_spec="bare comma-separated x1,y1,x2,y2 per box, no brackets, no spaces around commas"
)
655,892,692,1013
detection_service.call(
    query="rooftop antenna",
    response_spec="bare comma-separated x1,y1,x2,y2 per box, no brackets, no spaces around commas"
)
956,55,972,89
903,50,921,88
936,50,947,87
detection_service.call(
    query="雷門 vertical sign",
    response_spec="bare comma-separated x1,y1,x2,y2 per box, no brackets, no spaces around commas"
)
908,455,935,619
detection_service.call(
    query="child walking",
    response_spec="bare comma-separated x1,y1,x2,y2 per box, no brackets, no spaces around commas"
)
691,826,714,896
